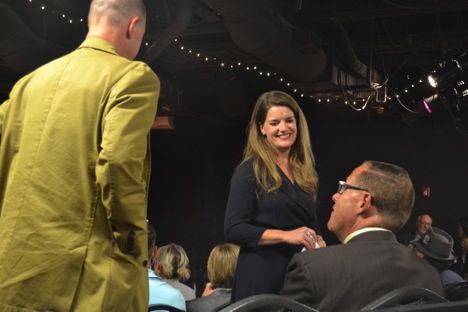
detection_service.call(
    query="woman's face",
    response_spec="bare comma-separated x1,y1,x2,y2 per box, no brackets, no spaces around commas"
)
259,105,297,155
457,223,465,239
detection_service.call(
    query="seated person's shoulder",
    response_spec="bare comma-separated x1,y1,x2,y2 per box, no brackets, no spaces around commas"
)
149,272,186,308
186,292,230,312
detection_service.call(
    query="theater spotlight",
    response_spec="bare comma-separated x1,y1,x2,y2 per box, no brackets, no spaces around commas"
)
427,58,466,89
428,75,438,88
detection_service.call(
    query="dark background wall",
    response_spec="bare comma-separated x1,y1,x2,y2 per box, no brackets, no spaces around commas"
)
147,76,468,295
2,68,466,295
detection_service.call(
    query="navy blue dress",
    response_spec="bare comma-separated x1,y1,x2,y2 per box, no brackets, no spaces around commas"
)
224,158,320,302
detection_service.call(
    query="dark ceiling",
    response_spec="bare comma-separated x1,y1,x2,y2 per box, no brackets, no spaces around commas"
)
2,0,468,121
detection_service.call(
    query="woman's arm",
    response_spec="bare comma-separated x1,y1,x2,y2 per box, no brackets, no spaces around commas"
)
258,227,320,250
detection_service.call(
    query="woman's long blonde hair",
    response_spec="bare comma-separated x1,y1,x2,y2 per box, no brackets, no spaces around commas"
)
241,90,318,196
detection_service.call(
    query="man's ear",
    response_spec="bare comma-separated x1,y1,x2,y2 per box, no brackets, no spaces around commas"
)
363,192,373,207
126,16,141,39
357,192,373,214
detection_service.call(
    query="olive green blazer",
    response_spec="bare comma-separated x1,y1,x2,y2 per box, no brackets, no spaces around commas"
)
0,37,159,311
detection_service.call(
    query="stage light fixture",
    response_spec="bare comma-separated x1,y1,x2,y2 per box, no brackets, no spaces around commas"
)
427,58,465,90
428,75,437,88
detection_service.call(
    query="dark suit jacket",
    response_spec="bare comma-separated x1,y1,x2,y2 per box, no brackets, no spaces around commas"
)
280,230,444,312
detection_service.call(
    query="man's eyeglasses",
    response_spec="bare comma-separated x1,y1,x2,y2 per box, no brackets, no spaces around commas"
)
337,181,374,204
338,181,370,194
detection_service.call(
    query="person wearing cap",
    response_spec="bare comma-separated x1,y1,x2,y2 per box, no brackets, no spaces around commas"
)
410,226,464,288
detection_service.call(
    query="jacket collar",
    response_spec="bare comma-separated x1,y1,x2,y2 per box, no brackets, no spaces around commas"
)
277,166,312,213
78,37,119,56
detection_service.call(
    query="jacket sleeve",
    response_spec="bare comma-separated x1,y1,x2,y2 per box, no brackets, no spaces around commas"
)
224,161,267,249
95,62,159,255
0,99,9,147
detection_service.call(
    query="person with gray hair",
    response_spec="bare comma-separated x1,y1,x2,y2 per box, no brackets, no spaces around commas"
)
0,0,159,311
398,214,433,246
281,160,443,312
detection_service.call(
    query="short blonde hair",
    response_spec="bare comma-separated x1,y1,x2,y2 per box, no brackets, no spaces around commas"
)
156,243,190,281
89,0,146,27
207,244,240,289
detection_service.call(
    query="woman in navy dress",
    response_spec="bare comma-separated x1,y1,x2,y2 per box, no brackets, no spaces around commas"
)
225,90,324,303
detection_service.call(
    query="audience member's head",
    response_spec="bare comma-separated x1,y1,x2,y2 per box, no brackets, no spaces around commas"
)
410,227,456,271
328,160,415,242
87,0,147,60
155,243,191,282
207,243,240,289
415,214,433,236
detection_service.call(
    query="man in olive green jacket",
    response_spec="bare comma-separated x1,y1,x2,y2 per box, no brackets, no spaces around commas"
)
0,0,159,311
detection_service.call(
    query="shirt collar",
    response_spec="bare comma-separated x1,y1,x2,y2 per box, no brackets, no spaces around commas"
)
343,227,391,244
148,269,161,279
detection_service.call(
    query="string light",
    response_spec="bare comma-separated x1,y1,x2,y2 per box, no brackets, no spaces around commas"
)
24,0,86,25
145,37,431,110
22,0,432,113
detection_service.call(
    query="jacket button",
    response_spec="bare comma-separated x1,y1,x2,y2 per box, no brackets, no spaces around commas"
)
142,260,148,267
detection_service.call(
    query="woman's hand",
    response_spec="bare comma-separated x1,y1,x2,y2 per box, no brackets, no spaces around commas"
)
258,227,323,250
284,226,318,250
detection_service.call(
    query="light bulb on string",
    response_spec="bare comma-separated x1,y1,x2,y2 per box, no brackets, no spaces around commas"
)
25,0,86,24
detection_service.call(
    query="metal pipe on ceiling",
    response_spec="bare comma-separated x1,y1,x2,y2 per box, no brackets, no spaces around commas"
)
200,0,327,82
0,2,69,75
141,0,193,65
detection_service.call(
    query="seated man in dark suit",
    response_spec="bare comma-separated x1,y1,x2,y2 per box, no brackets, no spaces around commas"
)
398,214,433,246
280,160,443,312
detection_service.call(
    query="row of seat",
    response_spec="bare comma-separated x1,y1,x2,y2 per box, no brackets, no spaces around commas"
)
148,280,468,312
